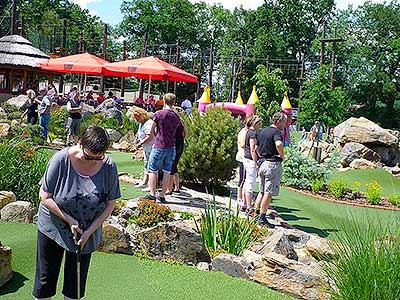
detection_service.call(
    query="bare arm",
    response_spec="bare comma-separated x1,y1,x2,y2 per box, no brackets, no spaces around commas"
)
137,133,154,147
78,200,116,246
275,141,284,160
66,101,82,113
250,138,258,163
150,120,157,136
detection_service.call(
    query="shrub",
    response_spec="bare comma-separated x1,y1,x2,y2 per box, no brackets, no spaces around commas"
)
129,200,173,228
282,143,331,190
388,195,400,207
324,215,400,300
48,106,68,139
311,179,325,193
179,108,239,187
112,199,126,216
0,138,51,208
365,181,383,205
195,196,259,256
328,179,351,198
7,111,22,120
1,103,18,114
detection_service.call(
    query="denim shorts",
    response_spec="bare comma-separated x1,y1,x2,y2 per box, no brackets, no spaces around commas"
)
148,147,176,173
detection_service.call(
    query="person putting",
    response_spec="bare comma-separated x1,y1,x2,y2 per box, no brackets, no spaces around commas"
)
144,93,180,203
33,126,121,300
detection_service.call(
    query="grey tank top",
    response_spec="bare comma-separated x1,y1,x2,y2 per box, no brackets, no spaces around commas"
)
37,148,121,254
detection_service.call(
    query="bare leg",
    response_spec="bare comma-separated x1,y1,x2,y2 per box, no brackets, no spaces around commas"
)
260,194,272,213
160,172,171,197
148,172,157,197
173,173,180,191
255,192,263,210
166,175,173,194
142,173,149,185
245,191,253,209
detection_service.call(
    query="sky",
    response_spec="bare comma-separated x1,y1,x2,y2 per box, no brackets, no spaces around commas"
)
73,0,387,26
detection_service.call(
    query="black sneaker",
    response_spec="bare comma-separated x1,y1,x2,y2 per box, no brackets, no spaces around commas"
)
144,194,157,201
266,213,275,220
158,196,167,203
258,217,275,228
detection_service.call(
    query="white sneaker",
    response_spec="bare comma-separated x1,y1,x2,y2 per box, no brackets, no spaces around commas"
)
141,187,150,192
136,184,147,189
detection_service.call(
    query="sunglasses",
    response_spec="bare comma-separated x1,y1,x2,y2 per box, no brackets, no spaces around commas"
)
82,148,105,161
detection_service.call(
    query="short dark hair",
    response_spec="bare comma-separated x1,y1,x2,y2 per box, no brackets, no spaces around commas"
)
271,111,287,124
80,126,110,154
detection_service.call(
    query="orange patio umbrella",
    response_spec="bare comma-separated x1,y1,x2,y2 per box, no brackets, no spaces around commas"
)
103,56,198,83
39,52,108,75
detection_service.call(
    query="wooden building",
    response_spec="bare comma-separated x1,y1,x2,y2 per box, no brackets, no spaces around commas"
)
0,34,49,102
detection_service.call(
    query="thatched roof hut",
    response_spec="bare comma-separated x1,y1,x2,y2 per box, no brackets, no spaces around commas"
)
0,35,49,68
0,35,50,100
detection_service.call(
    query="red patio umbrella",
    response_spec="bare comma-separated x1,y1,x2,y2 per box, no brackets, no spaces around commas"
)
39,52,108,75
103,56,198,83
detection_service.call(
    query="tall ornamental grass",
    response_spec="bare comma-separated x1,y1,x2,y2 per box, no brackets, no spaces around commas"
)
195,195,259,256
325,215,400,300
0,138,51,208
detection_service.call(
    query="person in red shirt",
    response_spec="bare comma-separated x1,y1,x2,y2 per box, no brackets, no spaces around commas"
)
97,92,105,105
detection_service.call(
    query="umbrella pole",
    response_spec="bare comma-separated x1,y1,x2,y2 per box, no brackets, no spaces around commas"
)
83,74,87,96
147,76,152,100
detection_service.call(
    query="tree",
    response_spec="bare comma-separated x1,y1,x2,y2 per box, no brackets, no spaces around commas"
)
252,66,289,126
298,66,348,128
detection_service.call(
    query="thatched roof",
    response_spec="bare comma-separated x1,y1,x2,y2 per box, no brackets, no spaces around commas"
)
0,35,49,68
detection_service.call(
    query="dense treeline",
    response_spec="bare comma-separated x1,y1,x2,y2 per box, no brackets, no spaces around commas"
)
0,0,399,128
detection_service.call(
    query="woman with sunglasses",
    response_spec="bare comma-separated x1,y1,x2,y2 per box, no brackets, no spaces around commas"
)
33,125,121,300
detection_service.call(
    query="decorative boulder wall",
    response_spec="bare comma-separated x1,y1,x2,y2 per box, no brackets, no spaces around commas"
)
335,117,400,168
242,228,333,300
0,242,12,288
0,201,35,223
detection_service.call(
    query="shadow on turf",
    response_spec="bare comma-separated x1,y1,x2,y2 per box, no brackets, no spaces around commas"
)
0,271,29,295
293,224,339,238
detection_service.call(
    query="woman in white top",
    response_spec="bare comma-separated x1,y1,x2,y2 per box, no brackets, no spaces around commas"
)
132,108,155,188
235,120,249,208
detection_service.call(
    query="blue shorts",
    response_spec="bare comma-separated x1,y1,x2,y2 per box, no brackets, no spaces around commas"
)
148,147,176,173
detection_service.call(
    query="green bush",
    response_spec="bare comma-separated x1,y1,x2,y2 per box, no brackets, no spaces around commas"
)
324,215,400,300
195,196,259,257
179,108,239,187
129,200,173,228
365,181,383,205
388,195,400,207
7,111,23,120
282,144,331,190
1,103,18,114
0,138,51,208
328,179,351,198
311,179,325,193
48,106,68,139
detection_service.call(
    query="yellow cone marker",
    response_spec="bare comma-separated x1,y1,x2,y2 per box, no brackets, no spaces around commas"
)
198,85,211,104
247,86,259,104
235,91,244,104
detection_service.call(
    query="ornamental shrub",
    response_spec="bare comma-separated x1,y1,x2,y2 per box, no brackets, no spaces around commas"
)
365,181,383,205
388,195,400,207
328,179,351,198
282,143,331,190
179,108,239,187
0,138,51,208
48,106,68,139
311,179,325,193
129,200,173,228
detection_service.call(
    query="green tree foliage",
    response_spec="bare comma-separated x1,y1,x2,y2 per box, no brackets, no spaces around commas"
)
253,66,289,127
266,101,282,124
298,66,348,127
179,108,239,187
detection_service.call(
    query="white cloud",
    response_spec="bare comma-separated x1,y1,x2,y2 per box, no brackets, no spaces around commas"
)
335,0,386,10
73,0,103,9
88,9,99,16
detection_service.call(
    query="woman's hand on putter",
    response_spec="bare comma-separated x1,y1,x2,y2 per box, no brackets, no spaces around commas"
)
77,231,90,247
70,221,83,245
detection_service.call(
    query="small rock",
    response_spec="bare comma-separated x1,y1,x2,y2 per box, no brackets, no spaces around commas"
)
99,222,132,255
0,123,11,139
212,253,254,280
349,158,376,169
197,262,210,272
0,243,12,287
307,236,336,260
0,191,16,210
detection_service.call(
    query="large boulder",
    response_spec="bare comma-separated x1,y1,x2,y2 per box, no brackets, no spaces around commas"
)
0,107,6,119
94,99,123,124
0,242,12,288
339,142,381,167
306,235,336,260
0,191,16,210
212,253,254,280
99,221,132,255
335,117,398,147
251,229,298,260
0,123,11,138
0,201,35,223
5,94,29,110
253,252,328,300
369,145,400,167
349,158,376,169
130,220,211,265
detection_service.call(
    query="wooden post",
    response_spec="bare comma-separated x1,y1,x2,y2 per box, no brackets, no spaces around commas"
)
228,57,235,102
11,0,17,35
320,22,326,66
173,42,180,95
208,41,214,90
100,24,108,92
138,31,148,99
166,44,173,92
120,40,127,98
330,27,337,89
238,48,244,92
58,19,67,93
20,15,25,37
297,55,305,128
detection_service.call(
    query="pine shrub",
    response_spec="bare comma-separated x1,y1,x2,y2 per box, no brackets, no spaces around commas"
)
179,108,239,187
282,144,331,190
129,200,173,228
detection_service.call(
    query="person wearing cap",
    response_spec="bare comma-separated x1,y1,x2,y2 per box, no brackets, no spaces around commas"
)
38,88,52,141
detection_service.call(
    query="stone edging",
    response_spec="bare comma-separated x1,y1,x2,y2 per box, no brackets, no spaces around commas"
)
285,186,400,212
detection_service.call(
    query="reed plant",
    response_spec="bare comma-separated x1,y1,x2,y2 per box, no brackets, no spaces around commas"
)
325,214,400,300
195,195,259,256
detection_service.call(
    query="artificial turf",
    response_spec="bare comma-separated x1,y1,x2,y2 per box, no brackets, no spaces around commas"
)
0,222,291,300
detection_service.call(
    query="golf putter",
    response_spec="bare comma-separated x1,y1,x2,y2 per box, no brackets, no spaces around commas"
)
76,226,82,300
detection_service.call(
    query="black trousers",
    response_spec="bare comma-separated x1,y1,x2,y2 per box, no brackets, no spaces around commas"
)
33,231,92,299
